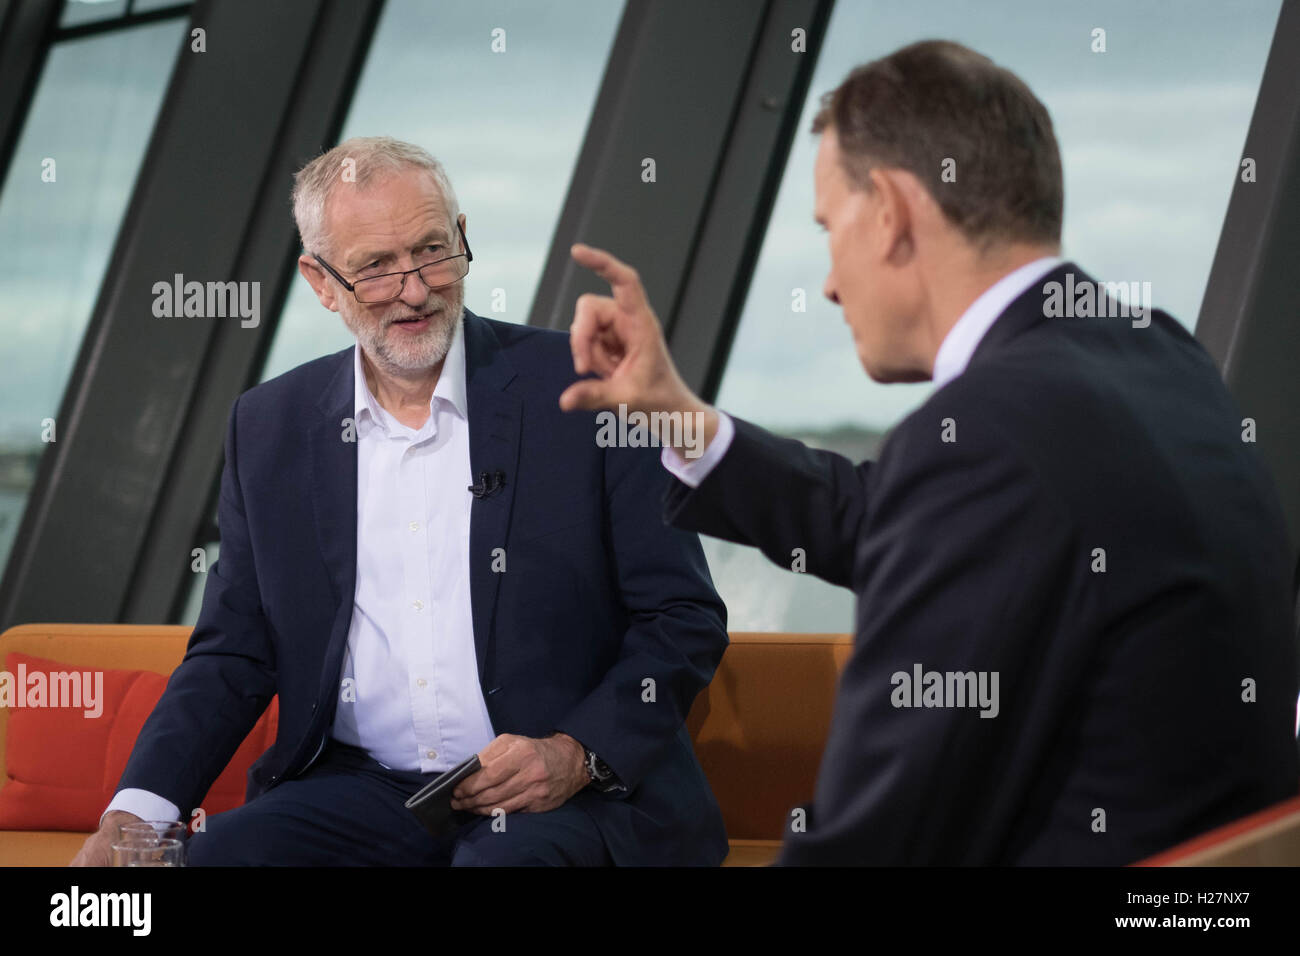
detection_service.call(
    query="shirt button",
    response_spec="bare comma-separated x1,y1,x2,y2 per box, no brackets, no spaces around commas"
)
412,600,424,611
416,678,427,688
426,750,437,760
409,521,419,532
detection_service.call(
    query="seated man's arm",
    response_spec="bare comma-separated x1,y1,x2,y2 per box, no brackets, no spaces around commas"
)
123,395,278,809
551,441,729,794
102,789,181,825
73,396,277,866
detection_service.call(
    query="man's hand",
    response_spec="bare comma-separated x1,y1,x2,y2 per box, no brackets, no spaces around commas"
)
450,733,589,816
69,810,142,867
559,244,719,453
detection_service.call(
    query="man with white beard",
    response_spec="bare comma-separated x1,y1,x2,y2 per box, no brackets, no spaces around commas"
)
71,137,729,867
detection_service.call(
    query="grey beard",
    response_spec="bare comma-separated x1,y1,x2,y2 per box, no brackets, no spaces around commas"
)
366,306,460,373
342,291,464,376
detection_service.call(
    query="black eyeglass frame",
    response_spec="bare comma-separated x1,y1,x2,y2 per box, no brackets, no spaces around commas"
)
311,220,473,303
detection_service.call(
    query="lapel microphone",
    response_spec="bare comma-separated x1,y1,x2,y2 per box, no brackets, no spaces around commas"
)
468,470,506,499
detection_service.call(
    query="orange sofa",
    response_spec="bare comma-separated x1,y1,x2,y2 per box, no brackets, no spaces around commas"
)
4,622,1297,867
0,623,850,866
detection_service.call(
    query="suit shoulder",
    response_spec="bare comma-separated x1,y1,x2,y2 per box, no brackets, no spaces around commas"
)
891,363,1034,449
879,343,1099,503
923,317,1134,432
480,315,570,356
933,309,1223,437
474,314,575,382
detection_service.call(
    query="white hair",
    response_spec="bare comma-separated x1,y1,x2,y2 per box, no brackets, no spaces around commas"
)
291,135,460,257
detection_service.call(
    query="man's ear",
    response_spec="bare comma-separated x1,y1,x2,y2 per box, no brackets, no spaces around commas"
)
457,212,467,244
869,167,916,265
298,254,339,312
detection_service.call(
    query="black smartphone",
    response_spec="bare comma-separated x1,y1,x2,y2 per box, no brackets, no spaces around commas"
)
404,753,482,837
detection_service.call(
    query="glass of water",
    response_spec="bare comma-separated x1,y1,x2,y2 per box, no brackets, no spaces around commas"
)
112,838,185,867
118,820,188,844
116,820,188,864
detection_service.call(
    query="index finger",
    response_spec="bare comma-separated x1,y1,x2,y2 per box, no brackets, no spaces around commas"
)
571,243,648,309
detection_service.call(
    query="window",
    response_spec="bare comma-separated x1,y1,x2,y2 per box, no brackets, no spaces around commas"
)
706,0,1282,631
0,14,186,579
60,0,128,29
178,0,624,623
258,0,625,381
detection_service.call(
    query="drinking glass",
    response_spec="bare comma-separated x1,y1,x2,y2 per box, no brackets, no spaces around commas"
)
111,838,185,867
116,819,188,865
118,820,188,844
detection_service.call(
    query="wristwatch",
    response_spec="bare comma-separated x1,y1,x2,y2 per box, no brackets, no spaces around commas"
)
583,747,626,793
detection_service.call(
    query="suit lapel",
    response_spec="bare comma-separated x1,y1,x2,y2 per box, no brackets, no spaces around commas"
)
462,312,521,686
309,350,359,609
308,348,360,716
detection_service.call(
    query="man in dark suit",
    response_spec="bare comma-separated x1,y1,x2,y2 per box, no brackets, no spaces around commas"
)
71,137,728,866
558,40,1300,864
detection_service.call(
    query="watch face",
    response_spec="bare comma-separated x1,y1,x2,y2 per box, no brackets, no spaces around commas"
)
586,750,611,781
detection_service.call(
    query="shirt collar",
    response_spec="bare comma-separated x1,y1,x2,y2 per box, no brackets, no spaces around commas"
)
352,312,468,430
931,255,1064,390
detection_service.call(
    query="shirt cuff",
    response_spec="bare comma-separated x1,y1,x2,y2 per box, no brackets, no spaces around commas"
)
660,411,735,489
101,789,182,830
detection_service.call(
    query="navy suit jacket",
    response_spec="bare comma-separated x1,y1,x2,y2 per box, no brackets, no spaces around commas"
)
666,262,1300,865
119,311,730,866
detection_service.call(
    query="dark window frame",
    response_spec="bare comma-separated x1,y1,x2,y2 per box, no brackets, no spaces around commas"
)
0,0,387,628
1195,0,1300,552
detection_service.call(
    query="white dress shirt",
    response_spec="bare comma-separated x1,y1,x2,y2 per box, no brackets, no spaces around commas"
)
333,315,495,772
105,315,494,825
662,256,1063,487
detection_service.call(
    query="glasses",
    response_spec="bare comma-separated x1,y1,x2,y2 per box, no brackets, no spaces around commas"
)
313,220,473,304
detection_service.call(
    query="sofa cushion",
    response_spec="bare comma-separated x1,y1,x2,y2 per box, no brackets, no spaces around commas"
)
0,652,278,830
686,634,853,840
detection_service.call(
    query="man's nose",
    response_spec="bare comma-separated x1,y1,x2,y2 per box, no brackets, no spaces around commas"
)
823,276,840,305
399,269,428,306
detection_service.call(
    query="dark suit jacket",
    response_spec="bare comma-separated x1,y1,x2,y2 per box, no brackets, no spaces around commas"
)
119,310,730,866
665,261,1300,865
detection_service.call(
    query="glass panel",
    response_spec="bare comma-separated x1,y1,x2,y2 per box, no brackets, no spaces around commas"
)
708,0,1282,632
60,0,128,29
0,21,185,579
132,0,193,13
258,0,625,381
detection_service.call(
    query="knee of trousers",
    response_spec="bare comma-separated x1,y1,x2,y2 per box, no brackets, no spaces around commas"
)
185,808,275,866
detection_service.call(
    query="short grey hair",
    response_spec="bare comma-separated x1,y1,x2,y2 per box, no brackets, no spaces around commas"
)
291,135,460,258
